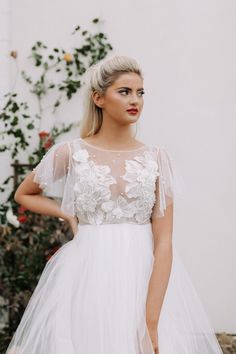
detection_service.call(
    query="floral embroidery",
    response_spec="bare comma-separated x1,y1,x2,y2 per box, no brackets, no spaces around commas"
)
72,150,117,225
102,196,136,221
73,149,89,163
72,148,159,225
121,151,160,223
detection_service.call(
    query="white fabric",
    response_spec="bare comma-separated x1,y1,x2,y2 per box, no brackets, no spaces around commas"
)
31,138,183,223
5,138,223,354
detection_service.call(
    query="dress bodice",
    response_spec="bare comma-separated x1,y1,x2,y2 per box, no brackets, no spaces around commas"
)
33,138,176,225
71,139,159,225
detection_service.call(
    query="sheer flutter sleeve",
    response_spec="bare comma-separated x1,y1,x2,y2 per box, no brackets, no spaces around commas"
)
32,140,76,217
151,146,184,219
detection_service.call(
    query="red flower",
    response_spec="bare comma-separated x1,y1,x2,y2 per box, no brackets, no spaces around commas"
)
39,131,50,139
43,137,53,149
18,215,27,223
18,205,27,214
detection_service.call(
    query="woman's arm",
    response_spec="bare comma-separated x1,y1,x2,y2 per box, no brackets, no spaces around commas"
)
146,202,174,352
14,171,77,234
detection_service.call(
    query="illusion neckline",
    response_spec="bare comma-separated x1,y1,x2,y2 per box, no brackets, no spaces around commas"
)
79,138,148,152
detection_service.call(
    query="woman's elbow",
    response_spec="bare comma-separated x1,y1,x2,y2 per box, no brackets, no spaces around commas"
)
14,188,22,204
14,172,41,205
14,185,27,204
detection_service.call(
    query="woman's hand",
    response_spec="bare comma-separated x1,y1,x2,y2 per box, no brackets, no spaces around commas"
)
147,321,159,354
65,215,78,237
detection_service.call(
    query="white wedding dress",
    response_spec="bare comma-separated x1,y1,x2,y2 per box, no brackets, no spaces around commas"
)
6,138,223,354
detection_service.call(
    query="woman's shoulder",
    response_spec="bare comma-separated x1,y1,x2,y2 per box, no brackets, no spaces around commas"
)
49,137,81,153
146,143,170,156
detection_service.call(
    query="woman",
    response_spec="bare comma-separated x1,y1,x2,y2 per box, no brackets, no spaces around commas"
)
6,55,223,354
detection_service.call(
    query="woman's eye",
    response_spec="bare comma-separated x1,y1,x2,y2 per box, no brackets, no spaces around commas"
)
119,90,145,96
138,91,145,96
119,90,129,95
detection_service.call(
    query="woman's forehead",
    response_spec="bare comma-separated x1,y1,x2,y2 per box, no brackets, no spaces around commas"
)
112,72,143,87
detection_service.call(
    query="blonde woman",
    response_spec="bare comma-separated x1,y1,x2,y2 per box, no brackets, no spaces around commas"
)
6,55,223,354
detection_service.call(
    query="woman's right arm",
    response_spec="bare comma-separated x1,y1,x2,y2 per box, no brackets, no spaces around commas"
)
14,171,77,233
15,171,68,219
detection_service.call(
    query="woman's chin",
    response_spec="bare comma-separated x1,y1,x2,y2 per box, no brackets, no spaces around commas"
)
125,113,140,122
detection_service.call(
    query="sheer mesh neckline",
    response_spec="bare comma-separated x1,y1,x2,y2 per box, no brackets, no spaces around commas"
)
79,138,148,152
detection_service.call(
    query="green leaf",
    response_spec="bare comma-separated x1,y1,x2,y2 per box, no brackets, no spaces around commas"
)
54,100,60,107
11,116,18,126
27,123,34,130
11,102,19,113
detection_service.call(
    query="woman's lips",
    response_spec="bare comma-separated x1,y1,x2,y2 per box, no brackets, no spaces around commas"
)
127,109,138,115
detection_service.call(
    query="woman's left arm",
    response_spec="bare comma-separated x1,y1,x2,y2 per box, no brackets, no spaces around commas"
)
146,202,174,351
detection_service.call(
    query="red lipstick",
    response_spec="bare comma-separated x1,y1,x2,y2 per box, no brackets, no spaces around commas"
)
126,108,139,115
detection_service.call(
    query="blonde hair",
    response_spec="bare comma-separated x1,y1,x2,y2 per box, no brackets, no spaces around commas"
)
79,55,143,138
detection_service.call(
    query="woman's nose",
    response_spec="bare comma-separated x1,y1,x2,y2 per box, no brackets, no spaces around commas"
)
129,94,139,104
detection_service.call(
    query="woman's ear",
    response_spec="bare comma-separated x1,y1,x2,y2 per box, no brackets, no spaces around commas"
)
92,91,105,108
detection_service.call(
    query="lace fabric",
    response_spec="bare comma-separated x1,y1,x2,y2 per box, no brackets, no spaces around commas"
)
33,138,182,225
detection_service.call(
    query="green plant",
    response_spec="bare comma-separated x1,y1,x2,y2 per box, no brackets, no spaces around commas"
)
0,18,113,196
0,18,113,351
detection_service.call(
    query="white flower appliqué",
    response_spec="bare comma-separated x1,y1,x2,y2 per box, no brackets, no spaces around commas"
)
121,150,160,223
72,148,159,225
72,150,117,225
73,149,89,163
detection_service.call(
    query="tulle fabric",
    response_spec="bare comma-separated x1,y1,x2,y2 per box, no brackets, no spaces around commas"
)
32,140,77,217
157,246,223,353
6,223,155,354
151,146,184,218
6,223,222,354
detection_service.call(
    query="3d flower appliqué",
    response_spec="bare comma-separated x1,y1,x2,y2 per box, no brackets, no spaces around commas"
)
73,149,117,225
121,151,160,223
72,148,160,225
73,149,89,163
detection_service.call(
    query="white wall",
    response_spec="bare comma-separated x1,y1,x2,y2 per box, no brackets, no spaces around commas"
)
1,0,235,332
0,0,13,202
0,0,11,103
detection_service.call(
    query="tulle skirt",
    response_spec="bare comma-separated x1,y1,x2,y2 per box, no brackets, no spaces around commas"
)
6,222,223,354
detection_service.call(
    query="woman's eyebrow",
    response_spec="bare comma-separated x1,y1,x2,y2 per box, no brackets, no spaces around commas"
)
116,86,144,91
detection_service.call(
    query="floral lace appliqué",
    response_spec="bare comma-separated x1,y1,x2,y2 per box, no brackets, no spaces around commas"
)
72,148,159,225
73,149,117,225
121,150,160,223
